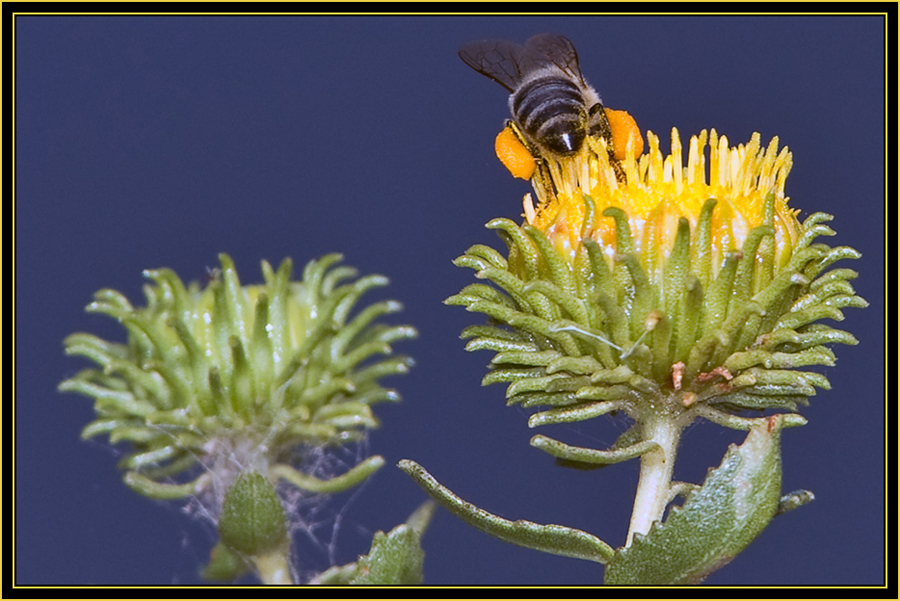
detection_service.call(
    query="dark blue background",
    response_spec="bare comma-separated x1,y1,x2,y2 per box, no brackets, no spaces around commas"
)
16,15,885,586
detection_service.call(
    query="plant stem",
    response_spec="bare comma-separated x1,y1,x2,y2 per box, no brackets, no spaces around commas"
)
253,544,294,585
626,414,681,546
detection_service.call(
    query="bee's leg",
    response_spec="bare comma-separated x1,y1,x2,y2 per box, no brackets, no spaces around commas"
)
610,157,627,183
507,119,558,205
587,103,627,183
533,157,557,205
587,103,614,143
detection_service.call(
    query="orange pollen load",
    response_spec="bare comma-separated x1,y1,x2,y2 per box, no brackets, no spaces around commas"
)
495,126,537,180
605,108,644,160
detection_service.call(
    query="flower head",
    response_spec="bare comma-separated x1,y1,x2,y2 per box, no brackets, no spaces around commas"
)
60,253,416,502
448,126,866,452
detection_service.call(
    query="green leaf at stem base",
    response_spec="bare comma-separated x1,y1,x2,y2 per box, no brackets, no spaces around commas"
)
604,415,794,585
399,459,614,564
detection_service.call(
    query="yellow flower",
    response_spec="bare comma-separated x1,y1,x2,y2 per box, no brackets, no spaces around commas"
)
526,128,801,284
449,124,865,434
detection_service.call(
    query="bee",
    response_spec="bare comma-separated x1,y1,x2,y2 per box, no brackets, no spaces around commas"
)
459,33,619,169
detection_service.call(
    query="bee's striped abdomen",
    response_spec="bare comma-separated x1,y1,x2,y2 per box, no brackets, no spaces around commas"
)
511,76,587,155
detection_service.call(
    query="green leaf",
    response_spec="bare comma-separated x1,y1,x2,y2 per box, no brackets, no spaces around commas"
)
399,460,614,564
349,524,425,585
312,501,436,585
350,501,435,585
604,415,788,584
404,499,438,536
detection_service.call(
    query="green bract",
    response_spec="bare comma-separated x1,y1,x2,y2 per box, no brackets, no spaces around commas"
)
446,200,865,453
59,253,416,500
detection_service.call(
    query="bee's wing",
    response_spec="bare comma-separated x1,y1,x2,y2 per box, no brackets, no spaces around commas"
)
458,39,527,92
521,33,586,86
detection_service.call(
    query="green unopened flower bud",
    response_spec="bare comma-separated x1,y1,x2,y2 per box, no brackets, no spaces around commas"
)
60,253,416,501
218,469,287,557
